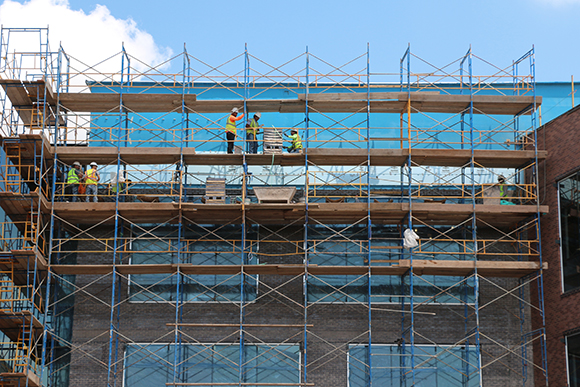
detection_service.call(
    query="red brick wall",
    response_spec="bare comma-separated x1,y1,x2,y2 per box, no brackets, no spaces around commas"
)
535,105,580,386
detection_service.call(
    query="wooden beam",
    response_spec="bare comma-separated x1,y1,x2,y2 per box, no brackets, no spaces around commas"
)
167,323,313,328
50,260,546,278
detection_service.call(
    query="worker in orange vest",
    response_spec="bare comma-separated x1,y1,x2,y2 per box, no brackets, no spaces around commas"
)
225,107,245,154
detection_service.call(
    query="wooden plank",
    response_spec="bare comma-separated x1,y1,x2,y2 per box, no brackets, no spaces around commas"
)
50,201,547,226
0,371,41,387
168,323,313,328
46,146,545,168
399,259,547,277
0,80,32,106
49,260,545,278
56,93,542,115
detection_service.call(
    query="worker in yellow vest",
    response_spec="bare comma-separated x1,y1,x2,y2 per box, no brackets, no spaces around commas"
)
66,161,84,202
286,129,303,153
246,112,263,154
225,107,244,154
85,162,101,202
498,175,507,198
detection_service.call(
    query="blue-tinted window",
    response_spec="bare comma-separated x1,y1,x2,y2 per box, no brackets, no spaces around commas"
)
568,333,580,387
124,344,300,386
307,225,476,304
559,174,580,292
349,344,479,387
129,226,257,302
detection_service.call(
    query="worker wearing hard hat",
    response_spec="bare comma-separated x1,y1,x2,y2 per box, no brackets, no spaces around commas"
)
498,175,507,198
85,162,101,202
246,112,263,154
225,107,245,154
66,161,84,202
286,129,303,153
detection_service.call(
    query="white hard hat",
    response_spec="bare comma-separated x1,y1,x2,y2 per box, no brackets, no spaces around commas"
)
73,161,81,167
231,107,239,113
254,112,261,119
90,162,98,166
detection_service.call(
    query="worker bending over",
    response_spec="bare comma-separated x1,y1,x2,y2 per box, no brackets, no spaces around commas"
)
286,129,303,153
246,112,263,154
225,107,245,154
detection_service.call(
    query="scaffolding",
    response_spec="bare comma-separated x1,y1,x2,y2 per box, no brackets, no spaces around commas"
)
0,27,548,386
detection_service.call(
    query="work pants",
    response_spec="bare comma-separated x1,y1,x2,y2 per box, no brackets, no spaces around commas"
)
86,184,98,202
226,131,235,154
246,132,258,154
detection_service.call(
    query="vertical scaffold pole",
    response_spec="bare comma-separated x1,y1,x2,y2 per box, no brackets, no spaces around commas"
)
107,44,129,387
365,43,373,387
238,43,249,387
303,46,310,387
41,42,66,386
404,44,416,386
530,45,548,386
172,44,189,386
466,46,483,387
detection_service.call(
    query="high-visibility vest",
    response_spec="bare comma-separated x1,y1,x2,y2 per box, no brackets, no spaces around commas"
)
226,115,238,134
86,168,98,185
246,118,259,135
67,168,81,184
289,133,303,149
499,184,506,197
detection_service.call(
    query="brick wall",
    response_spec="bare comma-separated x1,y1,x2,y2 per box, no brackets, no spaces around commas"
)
66,224,531,386
535,105,580,386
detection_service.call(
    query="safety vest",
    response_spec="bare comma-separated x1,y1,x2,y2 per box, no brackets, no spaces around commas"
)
226,115,238,134
67,168,81,184
246,118,259,135
86,168,98,185
289,133,303,149
499,184,506,197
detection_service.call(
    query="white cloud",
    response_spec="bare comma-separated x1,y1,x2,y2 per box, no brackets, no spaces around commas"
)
0,0,172,85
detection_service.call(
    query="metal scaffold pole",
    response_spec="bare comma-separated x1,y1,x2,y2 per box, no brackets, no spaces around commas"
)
365,43,372,387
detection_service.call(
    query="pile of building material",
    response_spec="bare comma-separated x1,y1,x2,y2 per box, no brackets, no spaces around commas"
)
205,178,226,204
263,127,284,154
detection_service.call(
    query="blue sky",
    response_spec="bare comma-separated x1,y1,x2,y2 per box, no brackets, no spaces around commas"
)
1,0,578,82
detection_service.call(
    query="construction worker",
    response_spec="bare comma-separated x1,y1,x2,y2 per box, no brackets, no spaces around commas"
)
498,175,507,198
286,129,303,153
85,162,100,202
66,161,84,202
225,107,245,154
246,112,263,154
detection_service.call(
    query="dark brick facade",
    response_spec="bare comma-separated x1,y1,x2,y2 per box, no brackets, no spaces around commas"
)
535,105,580,386
65,225,532,386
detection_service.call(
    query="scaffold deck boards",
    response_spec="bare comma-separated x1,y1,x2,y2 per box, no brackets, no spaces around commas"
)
50,146,546,168
0,310,44,342
0,79,541,115
49,260,546,278
53,92,541,115
0,249,48,286
50,201,548,226
0,370,41,387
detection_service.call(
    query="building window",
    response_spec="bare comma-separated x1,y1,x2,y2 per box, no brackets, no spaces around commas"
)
124,344,301,386
348,344,479,386
129,226,258,302
559,174,580,292
307,225,476,304
568,333,580,387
